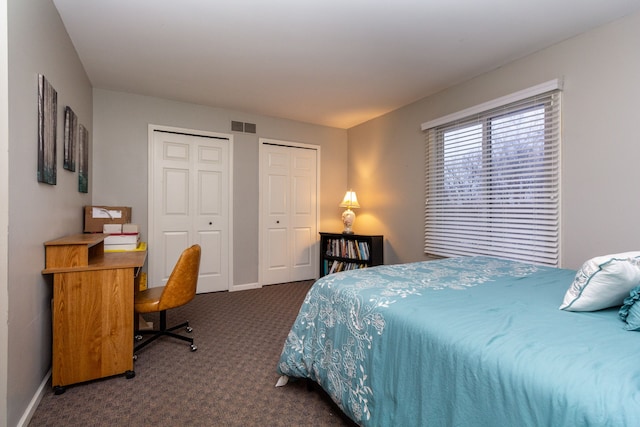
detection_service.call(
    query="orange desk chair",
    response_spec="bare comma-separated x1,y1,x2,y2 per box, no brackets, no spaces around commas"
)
134,244,201,355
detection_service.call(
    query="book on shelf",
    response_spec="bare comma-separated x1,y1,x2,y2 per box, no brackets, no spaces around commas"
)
354,240,362,259
325,259,368,275
359,241,369,260
325,237,370,260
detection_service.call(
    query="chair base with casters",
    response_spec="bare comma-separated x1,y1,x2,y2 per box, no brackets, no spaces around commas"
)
134,310,197,354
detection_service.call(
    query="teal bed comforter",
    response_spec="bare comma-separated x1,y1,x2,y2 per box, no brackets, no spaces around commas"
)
276,256,640,426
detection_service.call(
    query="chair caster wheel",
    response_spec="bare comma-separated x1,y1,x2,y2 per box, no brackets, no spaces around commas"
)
186,326,193,333
190,344,197,352
125,370,136,379
53,385,66,395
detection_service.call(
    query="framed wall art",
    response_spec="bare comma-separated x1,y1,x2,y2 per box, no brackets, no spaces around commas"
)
37,74,57,184
78,124,88,193
63,106,77,171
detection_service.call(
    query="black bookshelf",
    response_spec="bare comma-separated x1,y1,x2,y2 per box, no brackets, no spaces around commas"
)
319,232,383,278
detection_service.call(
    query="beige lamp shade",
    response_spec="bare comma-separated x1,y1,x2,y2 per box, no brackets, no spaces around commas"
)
339,190,360,209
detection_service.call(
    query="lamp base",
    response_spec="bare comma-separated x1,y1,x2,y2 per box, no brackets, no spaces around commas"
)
341,208,356,234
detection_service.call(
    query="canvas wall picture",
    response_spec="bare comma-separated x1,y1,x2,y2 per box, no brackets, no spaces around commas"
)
63,106,77,171
78,124,88,193
37,74,57,184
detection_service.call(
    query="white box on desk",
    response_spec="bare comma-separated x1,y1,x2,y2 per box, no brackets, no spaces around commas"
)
104,243,139,251
103,224,122,234
104,234,140,245
122,223,139,234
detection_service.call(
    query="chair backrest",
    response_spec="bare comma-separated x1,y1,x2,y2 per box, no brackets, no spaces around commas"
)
158,244,201,311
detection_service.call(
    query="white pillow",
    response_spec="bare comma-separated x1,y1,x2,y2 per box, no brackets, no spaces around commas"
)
560,252,640,312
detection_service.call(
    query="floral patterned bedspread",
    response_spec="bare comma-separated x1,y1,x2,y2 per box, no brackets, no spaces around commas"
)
277,256,640,426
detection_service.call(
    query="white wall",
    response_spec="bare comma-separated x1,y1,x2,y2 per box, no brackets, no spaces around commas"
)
5,0,92,425
92,89,348,287
348,11,640,270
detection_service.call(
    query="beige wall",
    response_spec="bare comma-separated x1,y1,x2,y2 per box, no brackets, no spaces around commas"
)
348,11,640,270
92,89,348,287
5,0,93,425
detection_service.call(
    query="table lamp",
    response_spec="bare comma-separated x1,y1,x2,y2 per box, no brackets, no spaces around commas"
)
339,190,360,234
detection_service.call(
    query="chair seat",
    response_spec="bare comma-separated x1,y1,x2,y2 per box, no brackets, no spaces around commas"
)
134,286,164,313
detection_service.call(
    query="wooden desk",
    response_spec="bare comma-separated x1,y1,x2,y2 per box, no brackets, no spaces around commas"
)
43,233,147,393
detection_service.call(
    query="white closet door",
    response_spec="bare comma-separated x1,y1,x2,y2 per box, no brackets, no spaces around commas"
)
260,141,318,285
150,129,231,293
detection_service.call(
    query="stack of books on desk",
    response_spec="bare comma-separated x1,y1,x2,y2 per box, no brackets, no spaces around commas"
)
103,223,140,251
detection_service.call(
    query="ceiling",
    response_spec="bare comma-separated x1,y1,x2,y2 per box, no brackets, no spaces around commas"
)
52,0,640,129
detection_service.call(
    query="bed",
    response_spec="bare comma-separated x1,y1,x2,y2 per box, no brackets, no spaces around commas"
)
276,255,640,426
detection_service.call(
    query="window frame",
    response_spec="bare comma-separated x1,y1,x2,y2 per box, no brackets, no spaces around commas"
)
422,82,561,266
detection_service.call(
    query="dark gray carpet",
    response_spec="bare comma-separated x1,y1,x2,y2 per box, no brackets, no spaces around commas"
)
28,281,358,426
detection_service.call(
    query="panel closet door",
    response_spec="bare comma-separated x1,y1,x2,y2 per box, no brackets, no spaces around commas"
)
260,141,318,285
150,129,231,293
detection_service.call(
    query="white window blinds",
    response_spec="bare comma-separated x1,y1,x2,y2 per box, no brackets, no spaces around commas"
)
424,89,561,266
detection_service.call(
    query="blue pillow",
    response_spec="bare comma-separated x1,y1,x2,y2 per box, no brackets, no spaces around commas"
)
619,286,640,331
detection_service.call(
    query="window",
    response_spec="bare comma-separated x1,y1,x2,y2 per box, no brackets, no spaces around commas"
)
423,85,561,266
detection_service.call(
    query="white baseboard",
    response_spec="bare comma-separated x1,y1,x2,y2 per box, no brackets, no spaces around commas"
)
17,369,50,427
230,282,261,292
